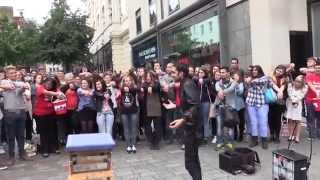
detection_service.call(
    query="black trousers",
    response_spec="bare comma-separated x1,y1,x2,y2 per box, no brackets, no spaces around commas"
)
35,115,59,154
25,111,33,141
3,111,26,158
234,109,245,140
184,124,202,180
268,104,285,138
145,116,162,145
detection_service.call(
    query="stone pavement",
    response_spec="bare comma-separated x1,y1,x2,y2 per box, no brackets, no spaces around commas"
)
0,136,319,180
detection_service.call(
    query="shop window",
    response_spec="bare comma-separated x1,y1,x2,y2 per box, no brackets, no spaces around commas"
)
168,0,180,15
136,9,142,34
201,24,204,35
209,21,213,32
149,0,157,26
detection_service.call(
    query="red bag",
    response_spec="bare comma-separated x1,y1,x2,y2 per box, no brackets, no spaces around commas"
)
52,99,67,115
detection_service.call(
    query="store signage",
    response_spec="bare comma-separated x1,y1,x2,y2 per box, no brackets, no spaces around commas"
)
138,46,157,60
226,0,243,7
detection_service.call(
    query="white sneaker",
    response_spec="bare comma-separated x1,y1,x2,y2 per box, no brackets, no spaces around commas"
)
211,136,217,144
0,147,5,155
126,146,132,153
132,145,137,153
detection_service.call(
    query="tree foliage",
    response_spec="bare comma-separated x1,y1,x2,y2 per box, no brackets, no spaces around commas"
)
0,16,40,66
38,0,94,71
0,0,93,70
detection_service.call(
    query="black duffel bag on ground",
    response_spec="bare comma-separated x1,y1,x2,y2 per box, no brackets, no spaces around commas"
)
219,147,261,175
234,147,261,174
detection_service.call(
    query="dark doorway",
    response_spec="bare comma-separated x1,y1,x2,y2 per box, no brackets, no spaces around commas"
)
290,31,313,71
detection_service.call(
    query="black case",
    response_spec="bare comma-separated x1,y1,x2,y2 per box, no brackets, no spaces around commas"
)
219,151,242,175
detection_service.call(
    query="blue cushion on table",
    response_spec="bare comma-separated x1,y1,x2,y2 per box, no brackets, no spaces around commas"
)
66,133,116,152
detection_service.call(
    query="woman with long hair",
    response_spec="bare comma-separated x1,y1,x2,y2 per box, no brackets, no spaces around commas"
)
285,75,308,143
269,65,288,143
245,65,282,149
33,77,64,157
196,67,212,144
210,70,220,144
142,71,162,150
76,78,96,133
94,79,114,135
119,75,139,154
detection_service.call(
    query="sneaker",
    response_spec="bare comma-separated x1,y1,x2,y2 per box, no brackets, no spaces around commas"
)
132,145,137,154
0,164,8,170
24,143,32,150
126,146,132,154
0,146,5,155
211,136,217,144
215,143,224,151
180,144,185,150
42,153,49,158
225,143,234,150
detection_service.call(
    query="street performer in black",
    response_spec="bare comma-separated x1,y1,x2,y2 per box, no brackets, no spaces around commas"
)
169,64,202,180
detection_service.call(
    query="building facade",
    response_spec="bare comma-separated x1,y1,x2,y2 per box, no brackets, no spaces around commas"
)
87,0,131,72
127,0,313,72
128,0,221,68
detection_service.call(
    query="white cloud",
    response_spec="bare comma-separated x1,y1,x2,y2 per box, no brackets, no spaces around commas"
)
0,0,86,24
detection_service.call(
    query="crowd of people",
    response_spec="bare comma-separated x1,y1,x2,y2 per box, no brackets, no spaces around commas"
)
0,57,320,173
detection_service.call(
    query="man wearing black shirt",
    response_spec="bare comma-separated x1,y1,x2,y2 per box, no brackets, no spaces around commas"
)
169,64,202,180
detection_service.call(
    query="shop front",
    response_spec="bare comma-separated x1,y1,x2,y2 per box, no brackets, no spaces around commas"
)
159,2,220,66
132,36,158,67
92,42,113,72
130,0,221,67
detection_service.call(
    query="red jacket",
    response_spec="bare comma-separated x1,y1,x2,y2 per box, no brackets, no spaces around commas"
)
65,89,78,110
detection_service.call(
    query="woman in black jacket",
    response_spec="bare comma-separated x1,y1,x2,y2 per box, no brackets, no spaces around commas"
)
94,79,114,136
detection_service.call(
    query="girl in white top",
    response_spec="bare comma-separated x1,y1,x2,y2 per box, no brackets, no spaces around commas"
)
285,75,308,143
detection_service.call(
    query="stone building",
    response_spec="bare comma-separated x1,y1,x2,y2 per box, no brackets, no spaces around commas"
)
87,0,131,72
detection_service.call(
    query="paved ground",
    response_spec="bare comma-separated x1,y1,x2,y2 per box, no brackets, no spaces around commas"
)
0,134,319,180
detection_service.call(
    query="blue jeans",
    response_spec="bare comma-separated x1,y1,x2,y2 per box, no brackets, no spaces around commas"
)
97,111,114,135
200,102,211,138
247,105,269,137
216,106,234,144
245,106,251,135
121,113,138,147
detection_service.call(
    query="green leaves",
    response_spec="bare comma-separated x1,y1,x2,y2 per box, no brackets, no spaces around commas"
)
0,0,93,70
38,0,93,71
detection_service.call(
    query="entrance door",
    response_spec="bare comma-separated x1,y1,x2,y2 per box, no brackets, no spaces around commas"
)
289,31,313,71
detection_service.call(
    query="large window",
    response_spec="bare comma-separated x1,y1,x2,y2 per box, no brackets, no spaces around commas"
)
168,0,180,14
149,0,157,26
136,9,142,34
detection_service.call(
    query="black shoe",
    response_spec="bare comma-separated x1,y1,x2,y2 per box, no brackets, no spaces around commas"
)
42,153,49,158
249,136,258,148
261,138,269,149
274,136,280,144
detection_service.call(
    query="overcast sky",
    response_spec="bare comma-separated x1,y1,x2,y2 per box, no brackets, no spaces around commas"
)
0,0,86,24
